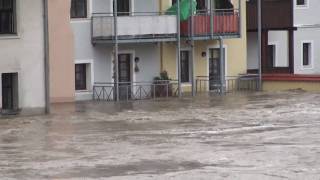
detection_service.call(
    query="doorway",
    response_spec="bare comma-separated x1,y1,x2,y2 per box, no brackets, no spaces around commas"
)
118,54,132,100
209,48,225,91
2,73,18,113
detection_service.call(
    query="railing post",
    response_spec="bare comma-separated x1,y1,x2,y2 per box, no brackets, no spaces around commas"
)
219,37,226,95
190,0,196,97
113,0,119,102
177,0,182,97
210,0,214,38
238,0,242,37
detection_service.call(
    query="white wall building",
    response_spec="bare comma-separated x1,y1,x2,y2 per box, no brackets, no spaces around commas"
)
294,0,320,74
70,0,177,101
0,0,46,114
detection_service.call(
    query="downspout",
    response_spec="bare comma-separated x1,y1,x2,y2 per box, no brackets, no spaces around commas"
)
159,0,163,72
43,0,50,113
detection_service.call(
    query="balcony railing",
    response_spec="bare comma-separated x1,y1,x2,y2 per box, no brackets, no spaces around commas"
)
91,12,177,43
181,9,240,39
93,81,180,101
196,75,259,93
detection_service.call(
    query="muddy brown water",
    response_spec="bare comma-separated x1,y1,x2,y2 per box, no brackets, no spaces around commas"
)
1,92,320,179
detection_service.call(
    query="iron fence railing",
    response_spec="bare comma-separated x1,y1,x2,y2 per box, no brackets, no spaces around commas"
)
196,75,259,93
93,81,180,101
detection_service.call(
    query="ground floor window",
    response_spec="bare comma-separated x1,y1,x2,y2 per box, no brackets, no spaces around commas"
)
1,72,18,111
75,64,87,90
180,51,190,83
302,42,312,66
267,44,276,68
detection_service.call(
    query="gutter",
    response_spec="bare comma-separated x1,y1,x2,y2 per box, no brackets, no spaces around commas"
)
43,0,50,113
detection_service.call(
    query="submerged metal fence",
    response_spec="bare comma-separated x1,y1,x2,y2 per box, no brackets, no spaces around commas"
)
196,75,259,93
93,81,179,101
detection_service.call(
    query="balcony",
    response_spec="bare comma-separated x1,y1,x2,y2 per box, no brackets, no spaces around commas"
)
180,9,240,40
91,13,178,44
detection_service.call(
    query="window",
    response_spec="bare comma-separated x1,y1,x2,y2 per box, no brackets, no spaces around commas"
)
296,0,308,8
302,42,311,66
71,0,87,18
267,44,276,68
180,51,190,83
75,64,87,90
0,0,15,34
117,0,130,16
296,0,306,6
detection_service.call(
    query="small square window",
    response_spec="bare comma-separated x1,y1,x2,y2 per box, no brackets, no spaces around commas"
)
296,0,307,7
71,0,87,19
75,64,87,90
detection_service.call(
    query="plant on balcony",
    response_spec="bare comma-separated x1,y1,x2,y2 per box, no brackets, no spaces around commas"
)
153,71,173,97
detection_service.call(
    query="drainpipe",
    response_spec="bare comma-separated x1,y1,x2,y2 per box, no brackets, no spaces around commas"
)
43,0,50,113
219,36,225,95
257,0,262,91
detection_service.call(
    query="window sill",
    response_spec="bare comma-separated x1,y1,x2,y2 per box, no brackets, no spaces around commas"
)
70,18,91,22
181,83,192,87
76,90,92,94
0,34,20,40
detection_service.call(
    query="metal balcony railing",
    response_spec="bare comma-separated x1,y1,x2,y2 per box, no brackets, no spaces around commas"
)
181,9,240,39
93,81,180,101
196,75,259,93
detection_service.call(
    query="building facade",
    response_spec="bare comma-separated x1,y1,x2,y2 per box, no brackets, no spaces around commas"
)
247,0,320,91
69,0,248,101
48,0,75,103
161,0,247,94
70,0,178,101
0,0,47,114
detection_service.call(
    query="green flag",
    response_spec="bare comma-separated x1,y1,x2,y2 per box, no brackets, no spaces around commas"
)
166,0,197,21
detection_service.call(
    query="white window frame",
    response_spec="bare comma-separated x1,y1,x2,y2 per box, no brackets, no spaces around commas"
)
70,0,92,22
295,0,309,9
301,40,313,70
75,59,94,93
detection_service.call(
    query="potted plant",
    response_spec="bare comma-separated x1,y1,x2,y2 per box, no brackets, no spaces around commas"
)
153,71,173,97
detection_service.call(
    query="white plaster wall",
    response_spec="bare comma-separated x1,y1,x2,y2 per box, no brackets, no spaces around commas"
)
247,32,258,70
71,21,161,101
268,31,289,67
294,27,320,74
0,0,45,109
294,0,320,27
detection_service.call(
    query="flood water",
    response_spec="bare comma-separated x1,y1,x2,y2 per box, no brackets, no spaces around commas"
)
1,91,320,179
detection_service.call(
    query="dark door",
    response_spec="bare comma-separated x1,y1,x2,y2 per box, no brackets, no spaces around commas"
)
209,48,224,91
2,73,18,111
267,45,275,68
180,51,190,83
118,54,131,100
117,0,130,16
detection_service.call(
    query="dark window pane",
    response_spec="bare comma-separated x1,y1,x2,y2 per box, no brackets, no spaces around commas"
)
181,51,190,83
75,64,87,90
268,45,275,68
0,0,15,34
71,0,87,18
297,0,305,5
303,43,310,66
